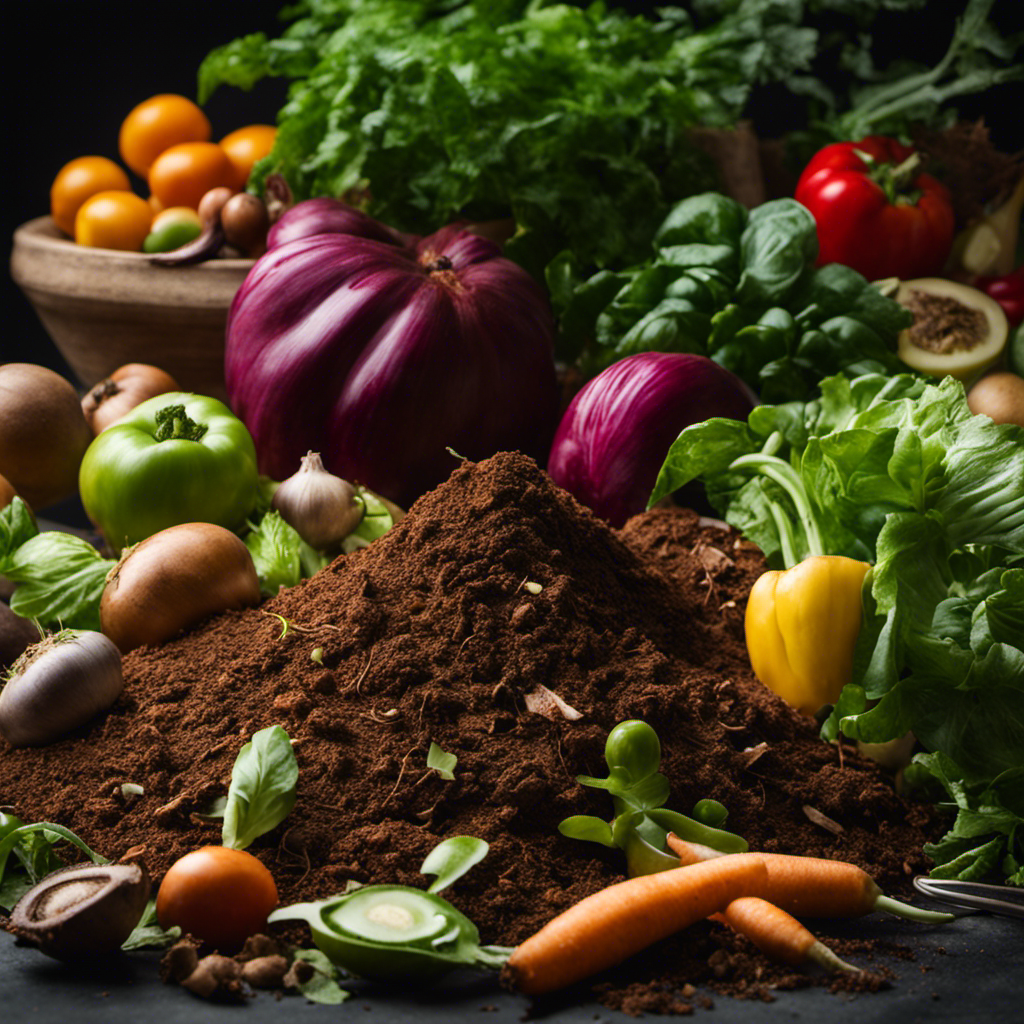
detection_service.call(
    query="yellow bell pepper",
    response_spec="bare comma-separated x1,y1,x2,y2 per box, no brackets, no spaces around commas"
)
744,555,871,715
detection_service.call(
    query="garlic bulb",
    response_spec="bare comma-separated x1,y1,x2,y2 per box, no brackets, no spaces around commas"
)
271,451,365,549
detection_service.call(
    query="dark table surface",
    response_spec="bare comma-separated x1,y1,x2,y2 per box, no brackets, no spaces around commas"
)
4,902,1021,1024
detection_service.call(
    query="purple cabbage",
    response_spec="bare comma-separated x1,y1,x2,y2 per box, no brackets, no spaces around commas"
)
548,352,756,528
225,223,560,509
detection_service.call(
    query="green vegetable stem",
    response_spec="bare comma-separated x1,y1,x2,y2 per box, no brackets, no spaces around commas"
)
558,720,748,877
269,837,511,982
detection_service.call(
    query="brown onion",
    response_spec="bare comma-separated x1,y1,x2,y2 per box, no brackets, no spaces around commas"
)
0,363,92,511
100,522,261,653
221,192,270,258
81,363,180,434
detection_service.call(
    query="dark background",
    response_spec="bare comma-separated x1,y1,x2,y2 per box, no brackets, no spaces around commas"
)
5,1,1022,379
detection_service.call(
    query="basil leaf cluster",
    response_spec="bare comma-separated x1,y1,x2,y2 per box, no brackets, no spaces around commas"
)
554,192,911,402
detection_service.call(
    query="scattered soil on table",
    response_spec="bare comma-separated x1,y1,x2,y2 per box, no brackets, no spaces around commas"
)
0,451,940,1012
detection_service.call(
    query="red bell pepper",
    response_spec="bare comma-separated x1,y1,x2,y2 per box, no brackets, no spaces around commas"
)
974,267,1024,326
794,136,956,282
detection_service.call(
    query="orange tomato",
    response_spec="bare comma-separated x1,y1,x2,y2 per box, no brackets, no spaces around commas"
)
156,846,278,951
219,124,277,190
148,142,237,211
74,190,152,250
51,156,131,237
119,93,211,178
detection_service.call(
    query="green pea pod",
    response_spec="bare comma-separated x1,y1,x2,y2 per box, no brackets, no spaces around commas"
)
78,392,259,554
269,886,512,982
646,807,749,854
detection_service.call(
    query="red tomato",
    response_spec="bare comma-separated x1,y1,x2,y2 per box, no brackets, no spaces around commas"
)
156,846,278,950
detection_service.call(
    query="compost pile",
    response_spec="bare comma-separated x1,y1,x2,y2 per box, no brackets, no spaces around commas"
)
0,452,939,1011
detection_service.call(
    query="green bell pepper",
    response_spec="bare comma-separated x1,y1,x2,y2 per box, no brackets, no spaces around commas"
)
79,392,259,553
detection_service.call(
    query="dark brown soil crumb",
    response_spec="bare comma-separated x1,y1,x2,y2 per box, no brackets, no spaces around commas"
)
0,452,942,1012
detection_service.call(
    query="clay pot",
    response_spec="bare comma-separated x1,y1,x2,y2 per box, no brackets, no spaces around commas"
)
10,216,254,402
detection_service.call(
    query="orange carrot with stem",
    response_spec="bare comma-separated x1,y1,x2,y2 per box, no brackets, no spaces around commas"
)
505,853,769,996
665,834,954,923
714,897,860,974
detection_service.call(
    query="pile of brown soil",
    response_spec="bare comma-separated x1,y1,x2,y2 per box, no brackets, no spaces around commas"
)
0,452,938,1010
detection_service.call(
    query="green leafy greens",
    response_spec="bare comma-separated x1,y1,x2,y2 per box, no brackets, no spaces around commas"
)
0,499,114,632
197,0,828,272
198,1,1021,278
552,191,910,400
650,372,1024,882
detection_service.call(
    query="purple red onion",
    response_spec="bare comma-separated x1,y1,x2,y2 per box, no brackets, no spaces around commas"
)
225,221,560,509
547,352,756,528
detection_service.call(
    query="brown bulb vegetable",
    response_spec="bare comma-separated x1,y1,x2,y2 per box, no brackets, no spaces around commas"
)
0,363,92,510
100,522,261,653
0,629,124,747
221,192,270,258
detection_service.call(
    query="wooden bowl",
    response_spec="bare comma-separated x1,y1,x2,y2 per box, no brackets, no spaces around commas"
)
10,217,255,402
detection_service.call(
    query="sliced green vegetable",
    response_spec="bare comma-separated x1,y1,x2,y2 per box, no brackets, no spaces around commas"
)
269,836,509,981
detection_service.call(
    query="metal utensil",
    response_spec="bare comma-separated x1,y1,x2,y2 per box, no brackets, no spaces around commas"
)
913,876,1024,920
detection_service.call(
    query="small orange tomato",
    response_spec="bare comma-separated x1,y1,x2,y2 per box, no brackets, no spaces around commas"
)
148,142,237,211
119,93,211,178
219,124,277,190
156,846,278,951
51,156,132,237
74,190,152,250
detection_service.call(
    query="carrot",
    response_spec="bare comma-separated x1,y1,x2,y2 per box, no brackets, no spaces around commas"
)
665,834,954,923
505,852,769,996
714,896,860,974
